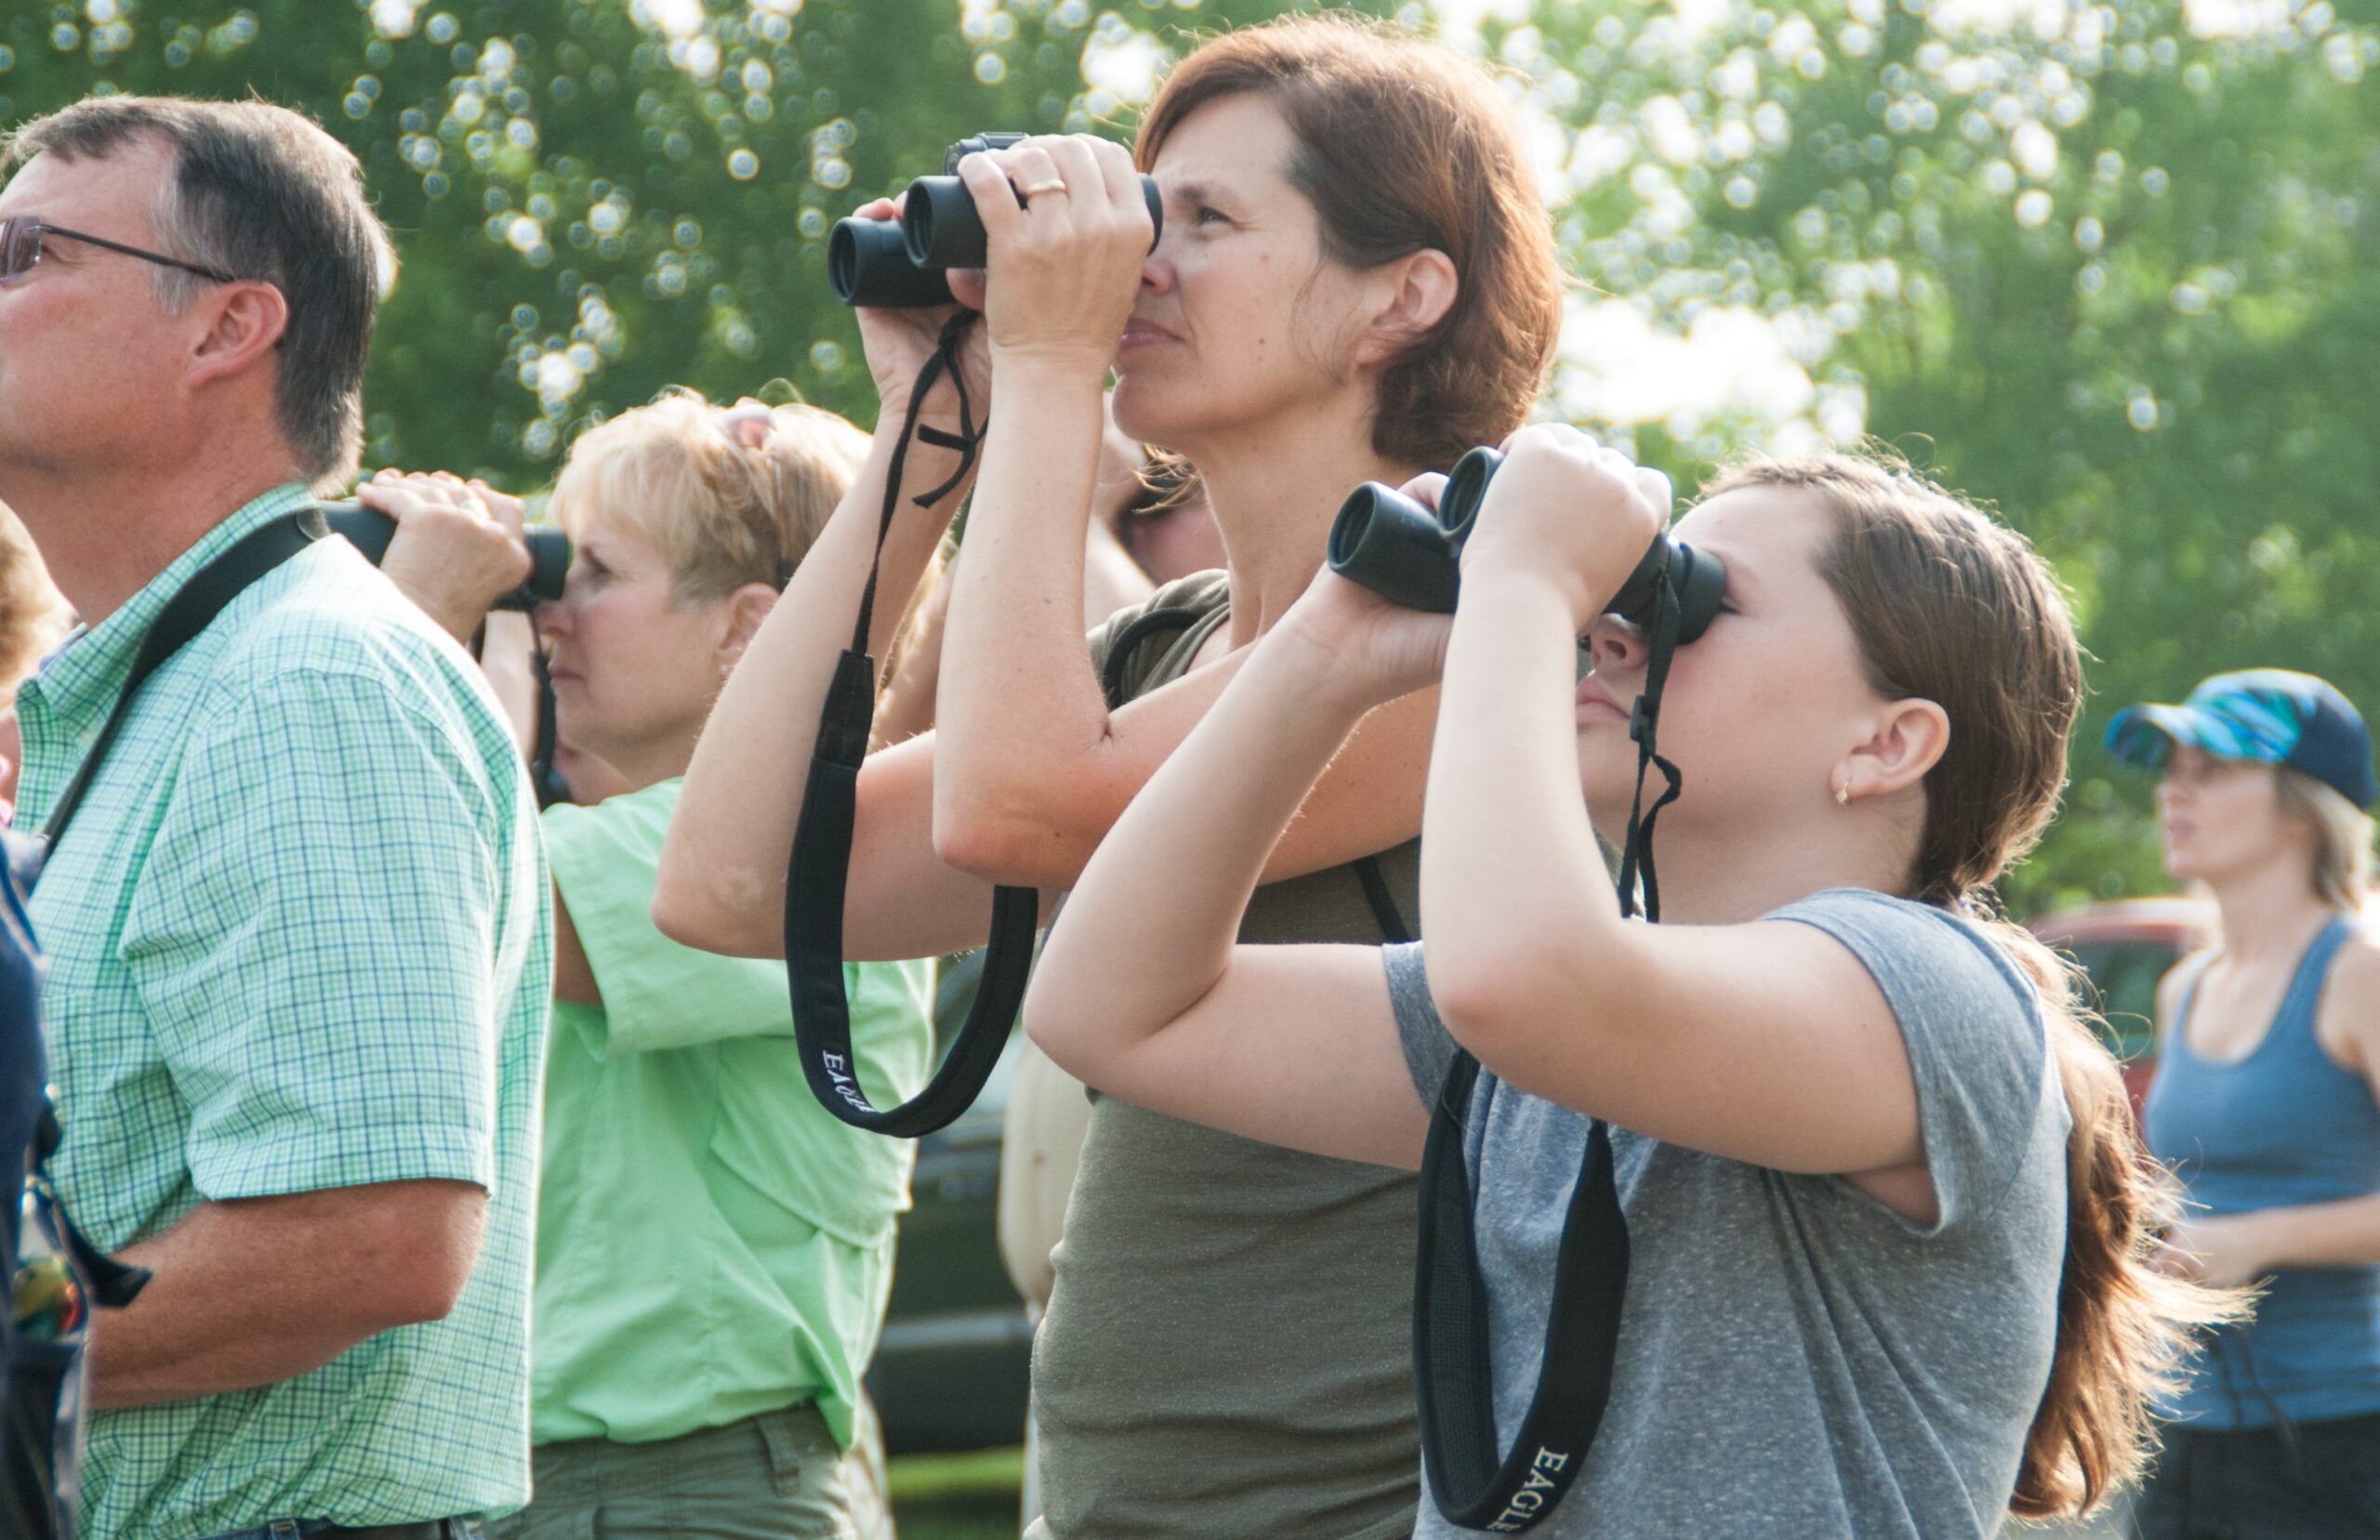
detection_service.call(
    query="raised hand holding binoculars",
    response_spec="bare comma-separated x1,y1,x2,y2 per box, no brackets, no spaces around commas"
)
334,473,571,643
1329,428,1726,641
322,500,569,612
831,131,1164,309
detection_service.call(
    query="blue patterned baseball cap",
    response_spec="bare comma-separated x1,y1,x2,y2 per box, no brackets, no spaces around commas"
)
2107,669,2378,810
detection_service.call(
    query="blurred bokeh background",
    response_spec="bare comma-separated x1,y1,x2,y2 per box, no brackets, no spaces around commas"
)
4,0,2373,911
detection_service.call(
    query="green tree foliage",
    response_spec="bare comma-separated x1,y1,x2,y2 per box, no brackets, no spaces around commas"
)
4,0,2373,907
1478,0,2377,908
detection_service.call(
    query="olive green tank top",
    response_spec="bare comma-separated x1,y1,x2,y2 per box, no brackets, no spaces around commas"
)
1030,573,1421,1540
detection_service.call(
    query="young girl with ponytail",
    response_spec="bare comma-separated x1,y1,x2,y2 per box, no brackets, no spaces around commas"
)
1025,429,2240,1534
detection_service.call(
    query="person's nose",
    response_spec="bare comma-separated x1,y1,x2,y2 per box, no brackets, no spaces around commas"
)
1585,614,1646,680
533,595,570,639
1140,230,1176,296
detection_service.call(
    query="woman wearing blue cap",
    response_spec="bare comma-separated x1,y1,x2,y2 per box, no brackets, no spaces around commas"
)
2109,668,2380,1534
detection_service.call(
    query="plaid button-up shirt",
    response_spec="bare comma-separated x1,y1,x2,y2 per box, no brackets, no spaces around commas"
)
15,484,552,1538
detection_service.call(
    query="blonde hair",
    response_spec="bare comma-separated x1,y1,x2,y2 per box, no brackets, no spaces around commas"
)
551,391,867,606
2275,766,2376,914
1702,453,2250,1520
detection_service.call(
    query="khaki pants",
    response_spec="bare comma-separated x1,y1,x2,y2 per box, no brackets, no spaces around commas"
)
488,1403,880,1540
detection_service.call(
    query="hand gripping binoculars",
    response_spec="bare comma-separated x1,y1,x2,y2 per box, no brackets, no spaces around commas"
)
318,501,572,612
1327,447,1726,640
830,132,1166,308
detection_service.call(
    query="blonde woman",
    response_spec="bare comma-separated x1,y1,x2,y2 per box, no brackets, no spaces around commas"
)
366,395,933,1540
2109,670,2380,1536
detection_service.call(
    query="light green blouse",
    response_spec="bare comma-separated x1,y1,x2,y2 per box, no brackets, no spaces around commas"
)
535,778,932,1449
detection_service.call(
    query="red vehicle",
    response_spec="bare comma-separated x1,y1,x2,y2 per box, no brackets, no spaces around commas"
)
2030,897,2216,1113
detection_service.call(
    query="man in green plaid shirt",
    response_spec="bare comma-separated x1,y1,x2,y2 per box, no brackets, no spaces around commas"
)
0,100,549,1539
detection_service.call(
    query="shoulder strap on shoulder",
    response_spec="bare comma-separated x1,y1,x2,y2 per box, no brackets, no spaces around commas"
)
39,509,326,851
1099,603,1211,711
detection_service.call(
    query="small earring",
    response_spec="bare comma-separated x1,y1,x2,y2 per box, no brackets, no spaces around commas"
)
1833,783,1851,808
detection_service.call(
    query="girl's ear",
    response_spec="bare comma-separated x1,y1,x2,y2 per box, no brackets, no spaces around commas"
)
1834,697,1950,804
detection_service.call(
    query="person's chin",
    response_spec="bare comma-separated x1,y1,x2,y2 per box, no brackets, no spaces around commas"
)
548,694,595,747
2164,846,2238,887
1110,370,1192,441
1577,739,1636,808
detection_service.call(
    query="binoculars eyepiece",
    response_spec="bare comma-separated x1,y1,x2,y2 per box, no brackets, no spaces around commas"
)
319,501,571,612
1327,447,1726,642
830,131,1165,308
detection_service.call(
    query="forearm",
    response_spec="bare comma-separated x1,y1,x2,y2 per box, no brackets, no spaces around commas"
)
871,554,951,750
932,363,1114,864
1420,571,1629,1041
1028,631,1370,1074
660,418,971,951
2243,1191,2380,1270
480,612,539,757
86,1185,481,1409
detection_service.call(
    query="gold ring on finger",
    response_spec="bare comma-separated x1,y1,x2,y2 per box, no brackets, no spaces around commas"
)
1020,178,1067,198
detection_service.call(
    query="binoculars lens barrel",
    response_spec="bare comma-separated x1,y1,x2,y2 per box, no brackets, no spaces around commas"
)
900,173,1166,271
1326,483,1463,614
319,502,571,612
829,132,1165,308
1437,446,1499,546
829,216,957,309
1325,450,1726,642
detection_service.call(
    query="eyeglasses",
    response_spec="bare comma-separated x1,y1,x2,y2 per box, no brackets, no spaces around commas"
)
0,217,237,285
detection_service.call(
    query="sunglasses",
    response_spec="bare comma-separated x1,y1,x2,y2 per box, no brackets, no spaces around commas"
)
0,217,237,285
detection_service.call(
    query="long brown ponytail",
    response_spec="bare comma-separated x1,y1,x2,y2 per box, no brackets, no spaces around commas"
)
1700,454,2250,1518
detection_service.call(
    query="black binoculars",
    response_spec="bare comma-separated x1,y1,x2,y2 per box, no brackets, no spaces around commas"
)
318,501,571,612
1327,447,1726,640
830,132,1166,308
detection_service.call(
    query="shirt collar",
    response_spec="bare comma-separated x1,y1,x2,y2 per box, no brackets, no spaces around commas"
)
21,483,315,734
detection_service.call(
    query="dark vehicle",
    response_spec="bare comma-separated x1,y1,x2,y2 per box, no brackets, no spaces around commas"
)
868,958,1035,1455
2030,897,2215,1112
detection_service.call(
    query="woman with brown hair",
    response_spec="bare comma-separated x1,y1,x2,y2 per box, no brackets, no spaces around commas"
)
1025,435,2241,1534
661,13,1559,1536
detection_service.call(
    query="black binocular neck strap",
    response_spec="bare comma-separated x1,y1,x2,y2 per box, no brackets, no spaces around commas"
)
27,508,324,1321
1415,1051,1628,1533
1616,580,1685,926
786,314,1040,1139
1413,578,1689,1533
41,509,327,849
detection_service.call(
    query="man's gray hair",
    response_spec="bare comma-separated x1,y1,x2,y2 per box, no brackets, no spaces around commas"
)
1,96,396,486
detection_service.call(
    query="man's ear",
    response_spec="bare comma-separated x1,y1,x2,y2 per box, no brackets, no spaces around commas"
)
186,280,289,391
1351,247,1458,369
1836,696,1950,803
716,582,779,669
